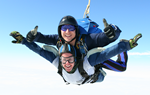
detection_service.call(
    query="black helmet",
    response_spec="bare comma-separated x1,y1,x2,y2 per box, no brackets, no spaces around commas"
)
58,15,79,41
59,43,76,57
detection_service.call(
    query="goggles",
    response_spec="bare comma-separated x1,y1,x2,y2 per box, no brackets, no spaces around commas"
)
61,25,76,31
60,56,75,64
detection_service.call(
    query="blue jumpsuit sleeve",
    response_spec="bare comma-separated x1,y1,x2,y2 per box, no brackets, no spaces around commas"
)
34,32,59,45
22,38,57,63
87,41,130,66
86,26,121,50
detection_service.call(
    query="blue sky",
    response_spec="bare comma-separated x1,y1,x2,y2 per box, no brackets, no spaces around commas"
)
0,0,150,95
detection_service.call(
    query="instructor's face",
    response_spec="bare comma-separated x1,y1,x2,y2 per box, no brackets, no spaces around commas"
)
61,25,76,42
61,53,75,72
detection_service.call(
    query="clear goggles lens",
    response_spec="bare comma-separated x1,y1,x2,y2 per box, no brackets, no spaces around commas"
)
60,56,75,64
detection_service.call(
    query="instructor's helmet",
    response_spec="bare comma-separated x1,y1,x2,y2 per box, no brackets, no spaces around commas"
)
58,15,79,41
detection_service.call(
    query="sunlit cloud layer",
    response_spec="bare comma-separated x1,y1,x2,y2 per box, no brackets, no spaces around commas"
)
128,51,150,55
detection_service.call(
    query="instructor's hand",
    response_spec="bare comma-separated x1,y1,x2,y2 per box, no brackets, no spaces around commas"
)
103,18,115,39
26,26,38,43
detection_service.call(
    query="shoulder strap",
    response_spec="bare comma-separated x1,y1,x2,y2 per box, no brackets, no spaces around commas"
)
57,62,70,85
77,58,89,78
57,62,62,76
56,38,64,49
76,34,88,55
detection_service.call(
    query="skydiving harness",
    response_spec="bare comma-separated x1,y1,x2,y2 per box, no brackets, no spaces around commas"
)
76,34,88,58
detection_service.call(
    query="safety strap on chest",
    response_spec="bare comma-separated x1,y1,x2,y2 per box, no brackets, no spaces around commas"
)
57,62,70,84
56,38,63,49
76,34,88,56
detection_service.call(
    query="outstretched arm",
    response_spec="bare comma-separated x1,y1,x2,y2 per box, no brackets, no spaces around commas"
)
10,31,57,63
34,32,58,45
87,33,142,66
26,26,59,45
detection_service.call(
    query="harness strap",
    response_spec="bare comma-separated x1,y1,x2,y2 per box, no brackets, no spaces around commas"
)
78,58,89,78
57,62,70,85
76,34,88,55
56,38,63,49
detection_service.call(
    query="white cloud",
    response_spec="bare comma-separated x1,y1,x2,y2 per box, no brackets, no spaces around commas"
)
0,62,150,95
128,51,150,55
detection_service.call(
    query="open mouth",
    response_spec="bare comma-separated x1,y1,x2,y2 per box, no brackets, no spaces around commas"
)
65,65,72,71
65,35,71,37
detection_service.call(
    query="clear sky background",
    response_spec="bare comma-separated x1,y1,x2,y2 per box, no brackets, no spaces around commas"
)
0,0,150,95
